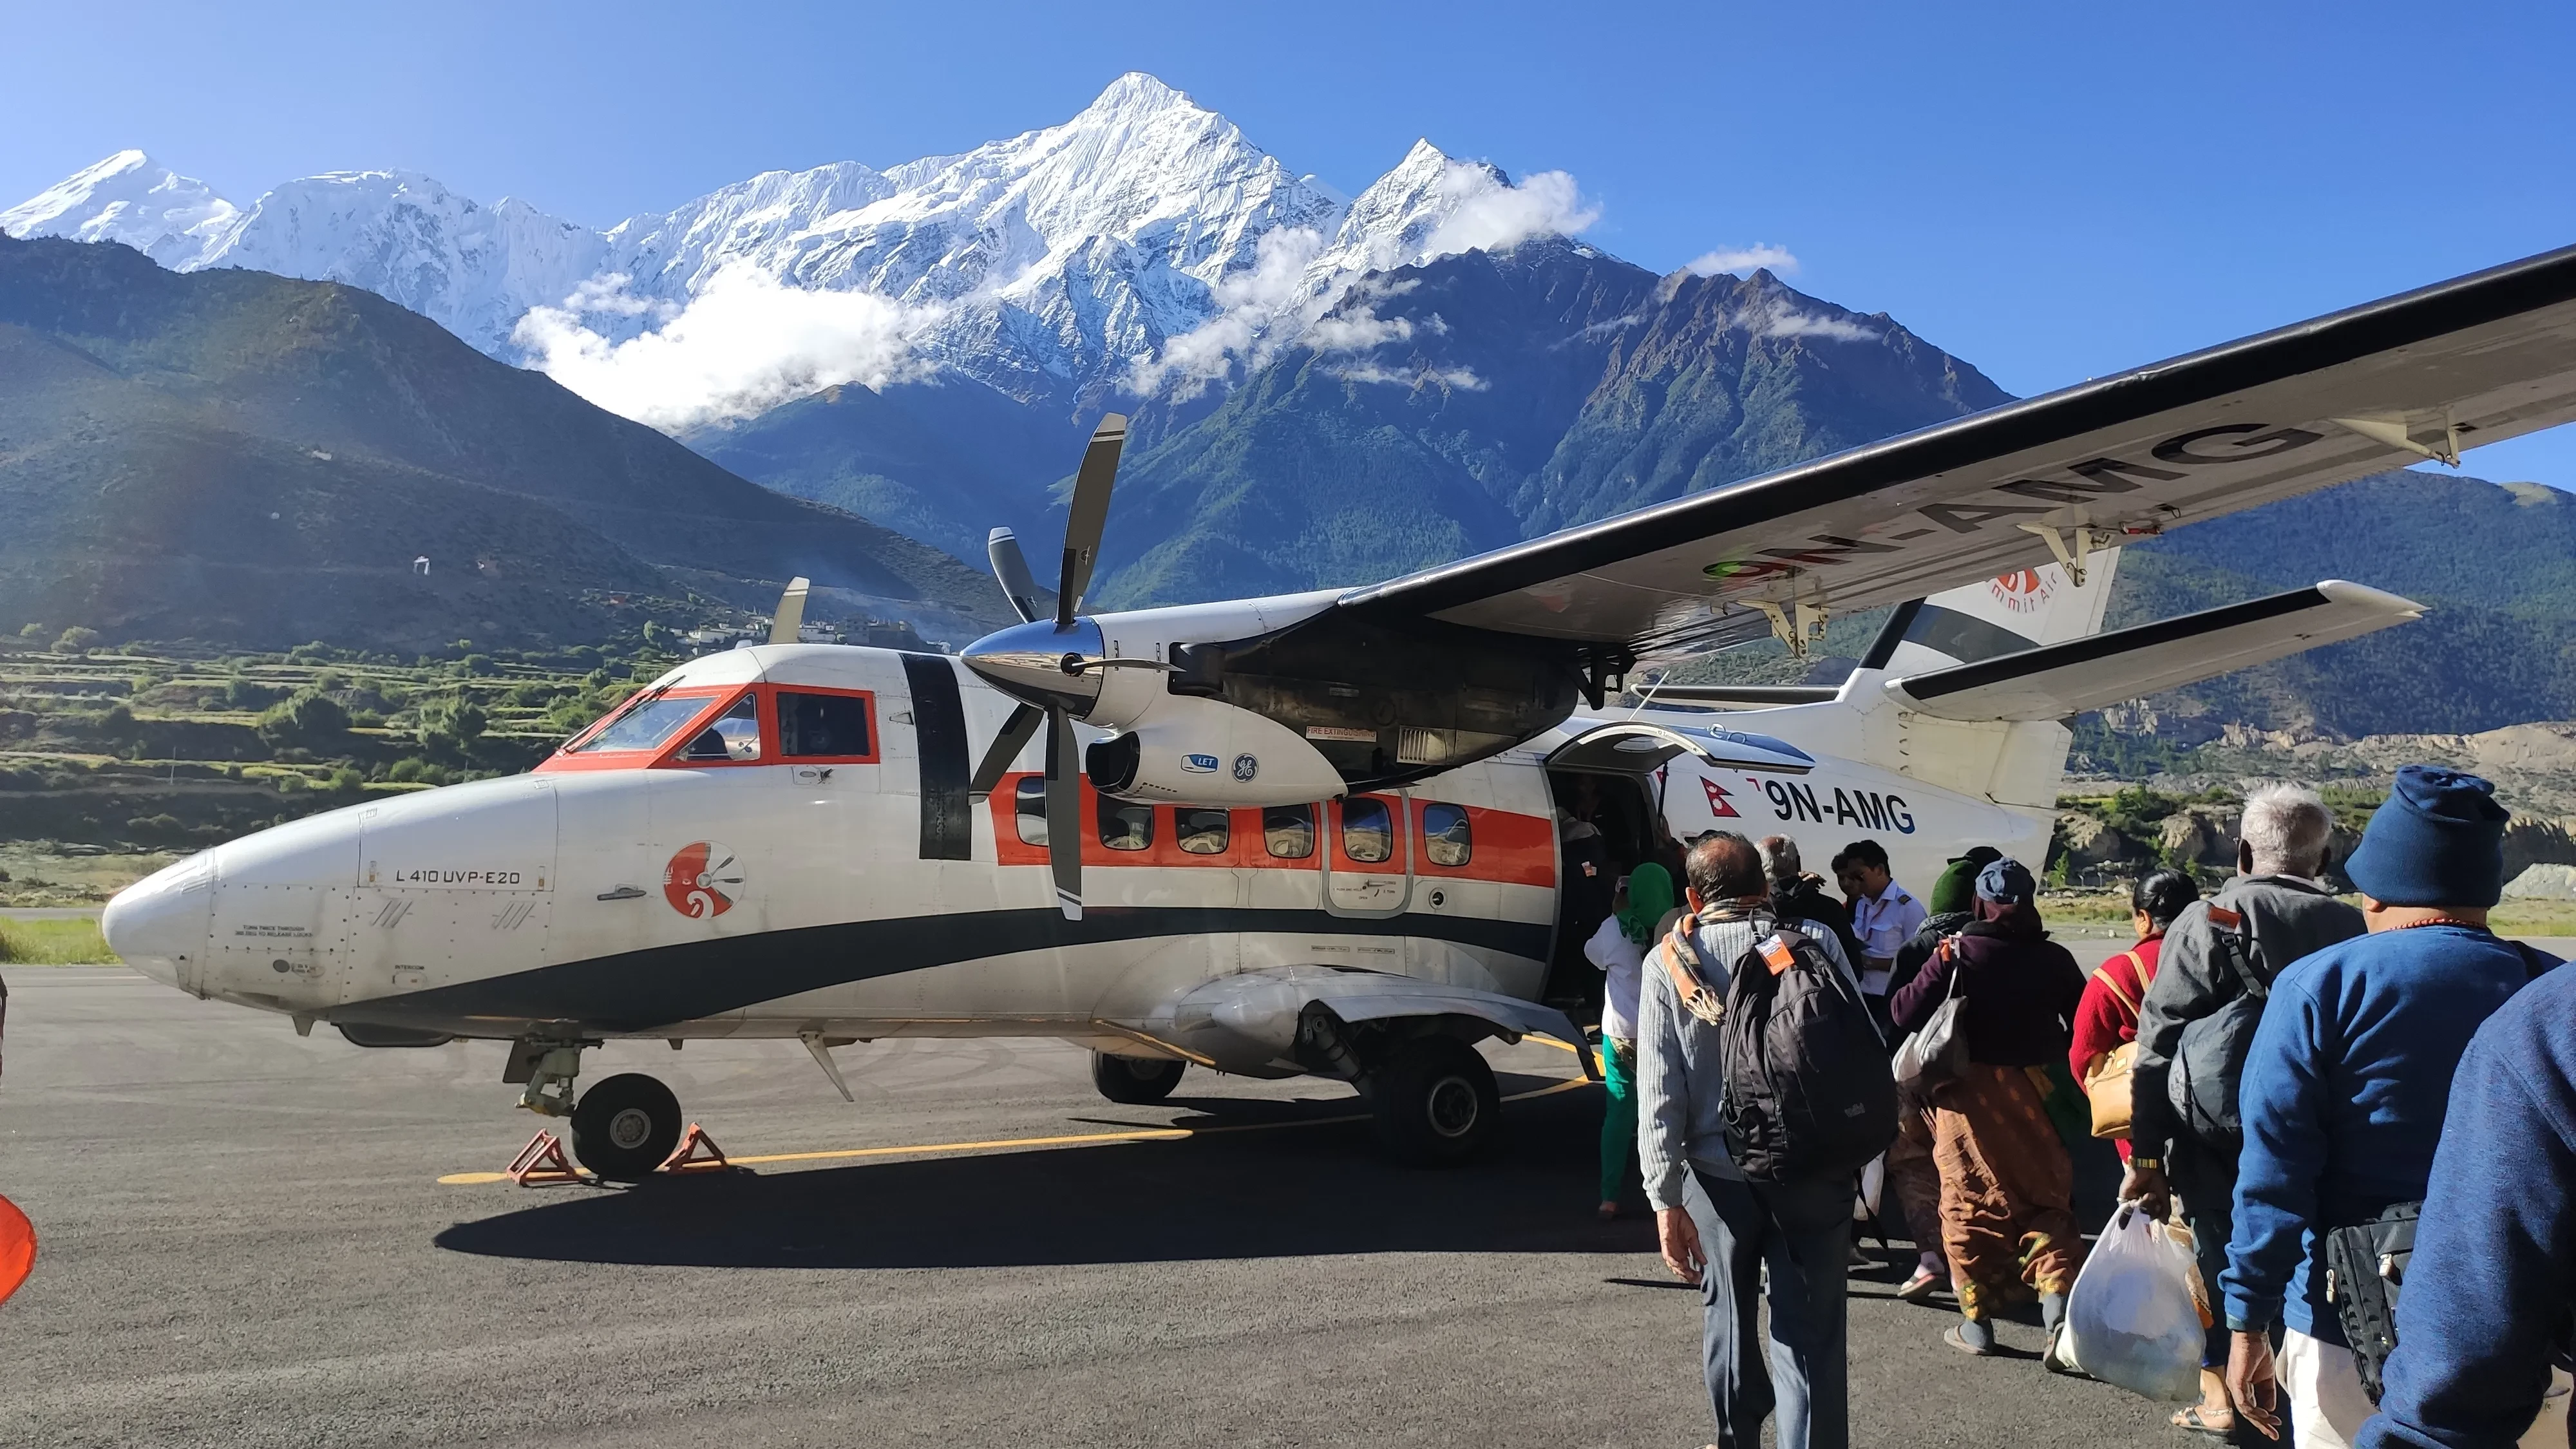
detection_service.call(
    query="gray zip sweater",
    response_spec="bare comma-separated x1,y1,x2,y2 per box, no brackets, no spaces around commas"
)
1637,911,1860,1210
2128,875,2365,1162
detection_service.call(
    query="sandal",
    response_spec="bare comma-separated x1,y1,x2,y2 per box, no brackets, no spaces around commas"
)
1595,1200,1620,1221
1897,1265,1943,1302
2170,1405,2235,1436
1944,1323,1998,1356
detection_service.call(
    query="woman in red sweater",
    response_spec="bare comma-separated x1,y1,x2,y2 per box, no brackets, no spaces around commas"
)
2070,869,2201,1162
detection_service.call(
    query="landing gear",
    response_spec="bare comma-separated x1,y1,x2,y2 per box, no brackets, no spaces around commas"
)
1091,1050,1186,1104
1363,1037,1501,1166
569,1073,684,1182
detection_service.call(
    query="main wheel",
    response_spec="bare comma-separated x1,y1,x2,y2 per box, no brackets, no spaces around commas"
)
1366,1037,1501,1165
1091,1050,1187,1104
569,1072,683,1181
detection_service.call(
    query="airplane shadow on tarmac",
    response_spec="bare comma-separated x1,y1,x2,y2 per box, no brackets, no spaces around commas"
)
435,1071,1663,1271
433,1068,2124,1276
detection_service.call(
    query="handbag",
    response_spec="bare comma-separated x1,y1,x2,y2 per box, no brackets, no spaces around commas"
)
1891,937,1967,1090
2085,949,2145,1139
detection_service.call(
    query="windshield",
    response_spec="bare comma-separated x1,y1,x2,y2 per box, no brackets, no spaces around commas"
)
565,694,718,755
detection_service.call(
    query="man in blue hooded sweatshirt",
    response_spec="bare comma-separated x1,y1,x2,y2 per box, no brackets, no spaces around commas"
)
2222,766,2558,1446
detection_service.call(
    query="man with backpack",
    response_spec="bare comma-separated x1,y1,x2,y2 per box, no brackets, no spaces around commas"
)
2125,784,2365,1435
1640,832,1891,1449
2217,768,2557,1445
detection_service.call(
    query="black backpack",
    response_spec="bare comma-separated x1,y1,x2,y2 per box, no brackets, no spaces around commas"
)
2175,904,2269,1155
1674,914,1897,1182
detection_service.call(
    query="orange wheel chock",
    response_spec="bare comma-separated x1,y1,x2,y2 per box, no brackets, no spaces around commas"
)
505,1130,590,1187
0,1194,33,1306
659,1122,734,1175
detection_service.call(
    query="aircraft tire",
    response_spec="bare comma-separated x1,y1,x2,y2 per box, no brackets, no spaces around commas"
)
1367,1037,1500,1166
1090,1051,1186,1104
569,1072,683,1181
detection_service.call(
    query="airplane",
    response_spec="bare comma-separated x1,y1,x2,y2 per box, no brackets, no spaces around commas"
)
102,241,2576,1180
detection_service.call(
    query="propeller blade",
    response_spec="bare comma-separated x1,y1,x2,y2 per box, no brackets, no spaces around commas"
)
1056,413,1127,628
969,702,1043,798
1045,706,1083,921
768,576,811,645
986,528,1041,625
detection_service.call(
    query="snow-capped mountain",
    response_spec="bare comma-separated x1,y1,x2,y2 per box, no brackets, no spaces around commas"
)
5,75,1600,425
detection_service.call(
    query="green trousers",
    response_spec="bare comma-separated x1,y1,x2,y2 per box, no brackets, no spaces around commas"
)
1600,1034,1638,1202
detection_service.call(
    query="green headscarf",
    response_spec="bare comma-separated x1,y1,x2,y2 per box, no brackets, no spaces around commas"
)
1618,862,1676,943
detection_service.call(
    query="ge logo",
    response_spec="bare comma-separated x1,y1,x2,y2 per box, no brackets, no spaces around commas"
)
1233,753,1258,782
663,841,744,918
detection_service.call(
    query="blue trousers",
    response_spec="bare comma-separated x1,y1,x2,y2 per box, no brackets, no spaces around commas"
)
1692,1169,1852,1449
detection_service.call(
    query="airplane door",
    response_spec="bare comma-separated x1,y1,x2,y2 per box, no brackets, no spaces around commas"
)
1322,792,1410,918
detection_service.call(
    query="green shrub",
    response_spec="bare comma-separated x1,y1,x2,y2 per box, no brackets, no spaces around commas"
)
54,626,99,656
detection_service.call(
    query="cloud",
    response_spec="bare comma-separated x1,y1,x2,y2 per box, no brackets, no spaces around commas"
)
1133,162,1598,396
1331,361,1487,391
513,267,941,430
1421,166,1598,261
1732,297,1878,343
1687,244,1800,277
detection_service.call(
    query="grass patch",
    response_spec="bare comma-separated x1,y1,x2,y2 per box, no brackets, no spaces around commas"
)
0,916,116,964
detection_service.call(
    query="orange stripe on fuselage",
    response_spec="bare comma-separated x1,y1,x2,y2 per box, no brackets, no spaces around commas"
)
985,775,1554,888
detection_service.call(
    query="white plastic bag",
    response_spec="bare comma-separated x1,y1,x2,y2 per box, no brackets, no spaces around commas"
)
2063,1204,2206,1403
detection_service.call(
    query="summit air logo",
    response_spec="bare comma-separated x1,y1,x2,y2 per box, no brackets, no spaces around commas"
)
663,841,744,918
1989,568,2057,614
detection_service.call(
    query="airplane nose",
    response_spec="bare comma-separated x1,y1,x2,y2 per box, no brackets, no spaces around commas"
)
961,617,1106,711
102,854,214,990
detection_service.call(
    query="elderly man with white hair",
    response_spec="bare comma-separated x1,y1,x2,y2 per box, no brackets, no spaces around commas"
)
2125,784,2367,1437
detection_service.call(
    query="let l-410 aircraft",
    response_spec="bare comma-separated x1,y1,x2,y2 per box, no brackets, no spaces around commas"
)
105,242,2576,1179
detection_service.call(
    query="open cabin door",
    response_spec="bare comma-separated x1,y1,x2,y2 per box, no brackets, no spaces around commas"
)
1543,721,1815,778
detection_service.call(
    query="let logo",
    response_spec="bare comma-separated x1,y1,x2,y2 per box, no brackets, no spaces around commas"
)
663,841,744,918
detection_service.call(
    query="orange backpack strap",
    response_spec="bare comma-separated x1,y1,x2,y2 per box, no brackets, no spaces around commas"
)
1660,918,1728,1025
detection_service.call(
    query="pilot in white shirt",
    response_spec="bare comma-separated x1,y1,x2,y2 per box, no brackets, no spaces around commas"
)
1835,840,1924,998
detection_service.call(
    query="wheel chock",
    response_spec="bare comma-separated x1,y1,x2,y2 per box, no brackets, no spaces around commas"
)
658,1122,734,1175
506,1130,590,1187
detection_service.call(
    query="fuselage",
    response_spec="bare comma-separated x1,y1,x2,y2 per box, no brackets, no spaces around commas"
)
100,643,2045,1052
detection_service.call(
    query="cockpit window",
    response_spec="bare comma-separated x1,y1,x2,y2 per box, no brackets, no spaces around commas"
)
565,693,714,755
680,696,762,762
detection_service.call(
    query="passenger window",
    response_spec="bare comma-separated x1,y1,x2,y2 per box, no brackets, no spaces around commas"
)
681,696,761,762
1176,808,1229,855
1097,799,1154,851
1422,802,1472,867
1264,804,1315,859
1341,798,1393,864
1014,778,1048,846
778,690,871,758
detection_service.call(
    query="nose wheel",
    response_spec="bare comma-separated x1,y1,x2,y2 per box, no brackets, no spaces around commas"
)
569,1073,684,1181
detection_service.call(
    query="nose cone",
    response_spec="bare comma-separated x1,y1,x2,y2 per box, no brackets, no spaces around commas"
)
103,853,214,990
961,616,1104,710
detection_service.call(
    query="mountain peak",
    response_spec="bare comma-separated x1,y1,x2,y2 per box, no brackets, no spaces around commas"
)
1080,71,1199,120
1,151,238,265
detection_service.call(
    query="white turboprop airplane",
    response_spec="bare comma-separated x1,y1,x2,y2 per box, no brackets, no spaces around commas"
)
104,243,2576,1179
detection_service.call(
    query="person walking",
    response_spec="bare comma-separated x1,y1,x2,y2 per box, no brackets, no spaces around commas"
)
2126,786,2365,1437
2356,953,2576,1449
1586,862,1676,1220
1640,832,1864,1448
1886,857,2088,1356
2071,869,2201,1162
2220,768,2559,1446
1878,845,2000,1303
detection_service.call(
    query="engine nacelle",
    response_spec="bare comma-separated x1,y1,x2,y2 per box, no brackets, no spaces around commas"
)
1083,693,1346,808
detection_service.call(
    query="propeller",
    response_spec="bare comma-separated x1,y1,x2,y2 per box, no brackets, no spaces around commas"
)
965,413,1130,922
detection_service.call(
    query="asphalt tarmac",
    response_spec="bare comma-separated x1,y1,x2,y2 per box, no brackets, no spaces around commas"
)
0,953,2459,1449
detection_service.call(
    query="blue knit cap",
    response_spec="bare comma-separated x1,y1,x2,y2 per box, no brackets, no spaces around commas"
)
2345,765,2511,907
1975,857,2036,906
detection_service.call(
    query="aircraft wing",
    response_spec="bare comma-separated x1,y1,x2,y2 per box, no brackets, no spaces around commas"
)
1884,580,2423,723
1334,243,2576,658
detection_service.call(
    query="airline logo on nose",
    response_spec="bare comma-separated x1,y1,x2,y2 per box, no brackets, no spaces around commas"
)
663,841,744,918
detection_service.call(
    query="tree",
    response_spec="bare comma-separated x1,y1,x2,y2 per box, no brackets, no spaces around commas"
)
256,688,350,748
53,626,99,656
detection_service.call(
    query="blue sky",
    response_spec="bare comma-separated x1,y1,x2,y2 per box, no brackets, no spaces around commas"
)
10,0,2576,482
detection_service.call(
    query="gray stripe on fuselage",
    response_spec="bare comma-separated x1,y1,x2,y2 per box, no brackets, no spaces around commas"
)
332,906,1556,1036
